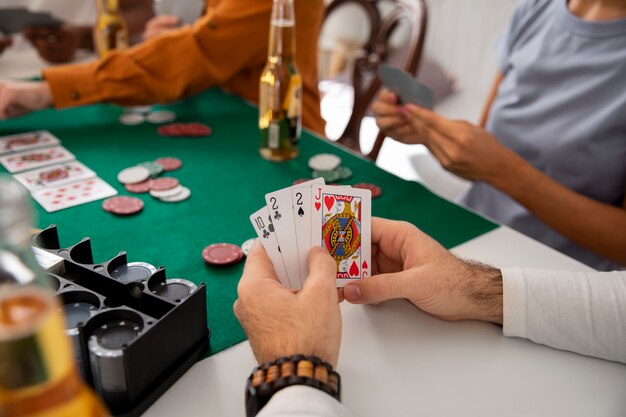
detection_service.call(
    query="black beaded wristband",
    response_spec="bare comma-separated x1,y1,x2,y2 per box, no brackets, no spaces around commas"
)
245,355,341,417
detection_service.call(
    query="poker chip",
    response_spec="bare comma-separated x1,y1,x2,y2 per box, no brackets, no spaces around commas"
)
152,279,197,300
146,110,176,124
159,186,191,203
336,166,353,180
241,238,257,256
102,196,144,215
125,180,152,194
117,166,151,184
353,183,382,199
154,157,182,171
157,122,212,138
202,243,244,266
138,161,164,177
110,262,157,283
119,113,145,126
150,185,183,199
292,178,311,186
308,153,342,172
312,169,341,183
150,177,179,191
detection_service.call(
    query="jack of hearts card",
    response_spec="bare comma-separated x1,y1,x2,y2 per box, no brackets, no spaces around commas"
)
310,185,371,286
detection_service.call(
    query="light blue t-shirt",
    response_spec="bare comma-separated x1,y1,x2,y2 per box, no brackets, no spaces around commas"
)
461,0,626,271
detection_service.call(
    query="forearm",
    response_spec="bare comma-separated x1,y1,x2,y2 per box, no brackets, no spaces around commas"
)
487,152,626,265
502,267,626,363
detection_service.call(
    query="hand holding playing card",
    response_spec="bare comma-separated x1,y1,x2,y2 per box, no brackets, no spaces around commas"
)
372,89,427,145
343,218,504,324
235,242,343,367
402,104,520,182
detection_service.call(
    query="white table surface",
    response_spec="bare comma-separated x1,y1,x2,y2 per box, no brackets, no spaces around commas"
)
145,226,626,417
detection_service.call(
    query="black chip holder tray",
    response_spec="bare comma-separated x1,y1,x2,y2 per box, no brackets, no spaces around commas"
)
33,225,210,417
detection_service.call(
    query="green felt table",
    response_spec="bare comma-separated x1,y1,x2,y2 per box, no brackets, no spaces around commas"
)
0,88,497,356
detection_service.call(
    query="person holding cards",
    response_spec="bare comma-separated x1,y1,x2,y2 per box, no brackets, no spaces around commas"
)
0,0,326,136
373,0,626,272
235,217,625,416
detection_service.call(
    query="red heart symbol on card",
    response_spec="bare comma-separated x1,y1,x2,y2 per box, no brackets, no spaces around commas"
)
349,261,359,277
315,202,321,211
324,196,335,211
362,260,368,270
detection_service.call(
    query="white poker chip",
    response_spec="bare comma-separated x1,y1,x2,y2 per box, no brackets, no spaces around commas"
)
117,166,151,184
159,186,191,203
308,153,342,172
119,113,145,126
147,110,176,124
150,184,183,199
241,238,257,257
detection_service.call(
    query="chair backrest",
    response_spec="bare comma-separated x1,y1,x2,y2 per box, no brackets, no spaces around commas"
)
321,0,428,160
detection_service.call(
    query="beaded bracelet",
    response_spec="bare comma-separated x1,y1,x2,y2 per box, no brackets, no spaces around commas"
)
245,355,341,417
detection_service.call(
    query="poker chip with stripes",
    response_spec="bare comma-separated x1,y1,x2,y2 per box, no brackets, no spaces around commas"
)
138,161,164,177
241,238,257,256
353,183,382,199
202,243,244,266
150,177,179,192
125,180,152,194
157,122,212,138
308,153,342,172
154,157,182,171
159,186,191,203
150,185,183,199
102,196,144,215
146,110,176,124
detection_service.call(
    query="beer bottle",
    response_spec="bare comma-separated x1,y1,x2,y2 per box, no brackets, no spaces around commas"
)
259,0,302,161
94,0,129,58
0,177,109,417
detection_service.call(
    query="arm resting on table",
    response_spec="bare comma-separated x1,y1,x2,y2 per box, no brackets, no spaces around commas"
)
258,386,351,417
502,267,626,364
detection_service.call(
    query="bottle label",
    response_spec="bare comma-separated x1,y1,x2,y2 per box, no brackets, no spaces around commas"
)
268,122,280,149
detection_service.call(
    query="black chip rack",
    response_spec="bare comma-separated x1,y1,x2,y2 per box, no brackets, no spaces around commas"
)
33,225,211,417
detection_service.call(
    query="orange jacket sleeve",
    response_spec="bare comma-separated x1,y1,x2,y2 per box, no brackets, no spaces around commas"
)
43,0,325,135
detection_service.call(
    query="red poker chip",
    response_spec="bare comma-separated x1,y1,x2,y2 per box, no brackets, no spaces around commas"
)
292,178,311,186
157,123,212,138
102,196,144,215
125,180,152,193
154,157,182,171
353,183,382,199
150,177,179,191
202,243,244,266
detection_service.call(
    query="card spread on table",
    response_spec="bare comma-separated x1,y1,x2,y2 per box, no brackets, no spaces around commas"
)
0,130,60,155
0,145,75,173
251,180,371,289
378,63,435,110
13,161,96,192
31,178,117,213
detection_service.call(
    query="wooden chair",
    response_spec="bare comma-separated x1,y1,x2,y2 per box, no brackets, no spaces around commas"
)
321,0,428,160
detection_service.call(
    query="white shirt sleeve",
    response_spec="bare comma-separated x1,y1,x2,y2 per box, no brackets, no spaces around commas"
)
258,386,352,417
502,267,626,364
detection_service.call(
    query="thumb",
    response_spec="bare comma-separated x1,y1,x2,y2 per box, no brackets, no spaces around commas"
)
302,247,337,297
344,270,414,304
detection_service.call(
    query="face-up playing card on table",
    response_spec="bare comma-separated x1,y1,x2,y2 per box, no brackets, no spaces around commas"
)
31,177,117,213
13,161,96,192
249,206,291,288
310,185,371,287
0,131,60,155
378,64,435,110
0,146,75,173
266,178,324,290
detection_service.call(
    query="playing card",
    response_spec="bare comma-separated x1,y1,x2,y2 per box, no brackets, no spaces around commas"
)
0,146,75,173
0,131,60,155
13,161,96,192
310,185,372,287
266,178,324,289
378,64,435,110
249,206,291,288
31,177,117,213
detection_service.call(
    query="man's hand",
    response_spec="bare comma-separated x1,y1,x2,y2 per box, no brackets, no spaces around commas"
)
23,26,79,64
0,81,53,120
143,15,181,40
0,36,12,56
235,243,342,367
343,218,503,324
